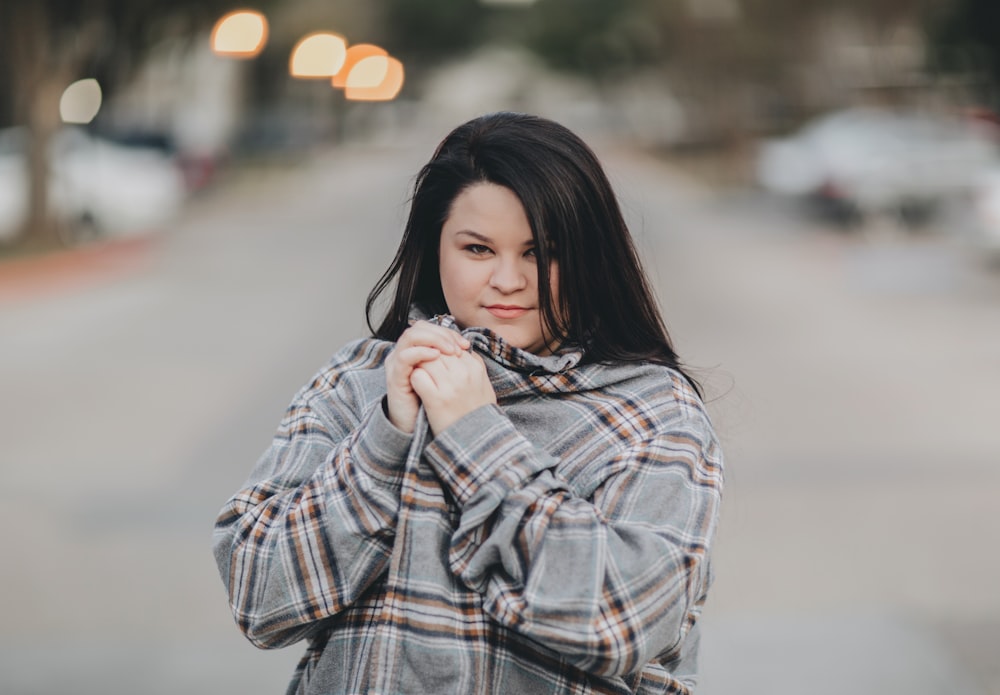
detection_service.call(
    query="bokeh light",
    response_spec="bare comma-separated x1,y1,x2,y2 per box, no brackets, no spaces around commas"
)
289,32,348,79
59,78,103,124
344,56,405,102
210,10,268,58
331,44,387,89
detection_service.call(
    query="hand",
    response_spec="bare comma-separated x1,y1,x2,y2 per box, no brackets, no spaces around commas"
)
410,349,497,436
385,322,470,433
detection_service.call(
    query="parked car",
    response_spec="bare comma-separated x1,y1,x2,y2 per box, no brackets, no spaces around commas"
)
970,165,1000,264
0,126,187,244
756,107,998,227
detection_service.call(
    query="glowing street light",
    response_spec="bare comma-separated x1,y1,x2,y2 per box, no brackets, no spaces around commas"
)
345,56,405,102
211,10,268,58
332,44,387,88
60,78,103,124
289,32,348,78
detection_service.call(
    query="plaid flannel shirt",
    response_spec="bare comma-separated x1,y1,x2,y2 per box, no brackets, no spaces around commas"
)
213,320,723,695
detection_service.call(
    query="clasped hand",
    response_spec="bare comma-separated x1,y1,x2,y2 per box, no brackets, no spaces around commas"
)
384,321,497,435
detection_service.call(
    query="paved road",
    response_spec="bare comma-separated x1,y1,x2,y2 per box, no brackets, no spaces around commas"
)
1,128,998,694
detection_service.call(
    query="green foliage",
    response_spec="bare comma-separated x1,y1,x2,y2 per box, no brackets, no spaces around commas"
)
927,0,1000,92
376,0,491,67
375,0,666,80
523,0,665,77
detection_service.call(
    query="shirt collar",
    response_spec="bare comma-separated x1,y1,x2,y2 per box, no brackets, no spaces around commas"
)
409,305,583,374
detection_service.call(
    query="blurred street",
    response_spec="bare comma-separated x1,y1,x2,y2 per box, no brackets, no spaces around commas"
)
1,127,999,694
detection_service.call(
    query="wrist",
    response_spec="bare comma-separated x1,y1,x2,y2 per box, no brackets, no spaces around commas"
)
383,395,415,434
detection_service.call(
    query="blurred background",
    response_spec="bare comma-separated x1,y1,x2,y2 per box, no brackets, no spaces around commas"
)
1,1,999,693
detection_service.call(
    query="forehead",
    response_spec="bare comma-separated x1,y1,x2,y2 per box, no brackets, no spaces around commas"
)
443,183,531,239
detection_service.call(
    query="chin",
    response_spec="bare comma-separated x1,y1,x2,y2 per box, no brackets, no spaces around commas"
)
502,333,546,354
492,329,521,346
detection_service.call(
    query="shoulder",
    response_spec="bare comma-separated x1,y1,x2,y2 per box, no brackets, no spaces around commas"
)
297,337,393,408
603,362,724,475
586,360,714,435
319,337,393,384
541,361,722,496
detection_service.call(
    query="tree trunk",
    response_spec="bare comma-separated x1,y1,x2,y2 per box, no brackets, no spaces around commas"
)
25,80,66,247
5,4,61,247
7,4,105,249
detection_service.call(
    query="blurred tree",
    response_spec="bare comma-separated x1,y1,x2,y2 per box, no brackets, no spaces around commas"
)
927,0,1000,107
374,0,660,87
467,0,952,141
0,1,232,249
523,0,661,79
374,0,491,74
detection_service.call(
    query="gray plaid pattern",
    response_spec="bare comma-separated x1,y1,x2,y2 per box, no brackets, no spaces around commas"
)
214,323,723,695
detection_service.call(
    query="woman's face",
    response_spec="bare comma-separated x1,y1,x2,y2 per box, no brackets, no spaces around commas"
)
438,183,558,355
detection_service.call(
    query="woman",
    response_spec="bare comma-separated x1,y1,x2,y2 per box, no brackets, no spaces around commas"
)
213,112,723,695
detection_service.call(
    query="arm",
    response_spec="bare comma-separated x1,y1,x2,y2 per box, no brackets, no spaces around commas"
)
212,342,411,649
423,402,724,678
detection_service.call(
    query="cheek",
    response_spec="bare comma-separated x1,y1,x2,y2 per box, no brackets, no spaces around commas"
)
439,255,475,304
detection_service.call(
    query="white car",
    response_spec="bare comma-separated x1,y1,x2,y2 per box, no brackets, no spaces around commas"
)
970,165,1000,263
0,126,187,244
756,107,998,226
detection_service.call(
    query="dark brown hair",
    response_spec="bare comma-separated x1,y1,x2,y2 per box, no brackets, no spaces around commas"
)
365,112,699,394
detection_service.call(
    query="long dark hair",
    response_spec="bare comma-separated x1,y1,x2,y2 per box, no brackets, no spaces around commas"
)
365,112,699,394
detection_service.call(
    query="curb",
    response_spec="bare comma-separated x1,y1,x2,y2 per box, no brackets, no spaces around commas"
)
0,234,155,305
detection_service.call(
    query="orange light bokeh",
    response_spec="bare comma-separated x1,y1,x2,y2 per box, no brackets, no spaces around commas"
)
345,56,405,102
331,44,388,88
289,32,348,78
211,10,268,58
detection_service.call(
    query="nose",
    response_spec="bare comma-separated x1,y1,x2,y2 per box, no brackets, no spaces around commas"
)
490,257,527,293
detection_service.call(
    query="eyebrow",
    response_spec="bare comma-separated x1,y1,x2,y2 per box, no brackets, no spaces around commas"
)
454,230,534,247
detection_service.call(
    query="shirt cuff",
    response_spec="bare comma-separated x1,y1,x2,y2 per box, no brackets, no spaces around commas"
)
424,404,553,508
351,397,414,488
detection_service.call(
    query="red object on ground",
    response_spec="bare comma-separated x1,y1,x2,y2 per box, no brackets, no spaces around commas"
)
0,235,153,304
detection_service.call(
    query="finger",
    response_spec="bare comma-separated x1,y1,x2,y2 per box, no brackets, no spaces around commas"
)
445,352,492,390
412,355,470,398
413,353,453,379
392,345,442,368
409,366,437,395
400,322,469,354
420,327,468,353
398,331,455,355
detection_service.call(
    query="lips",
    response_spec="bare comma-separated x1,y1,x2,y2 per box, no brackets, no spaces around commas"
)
485,305,529,319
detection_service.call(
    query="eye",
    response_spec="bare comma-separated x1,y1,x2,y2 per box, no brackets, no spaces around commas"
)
464,244,492,255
